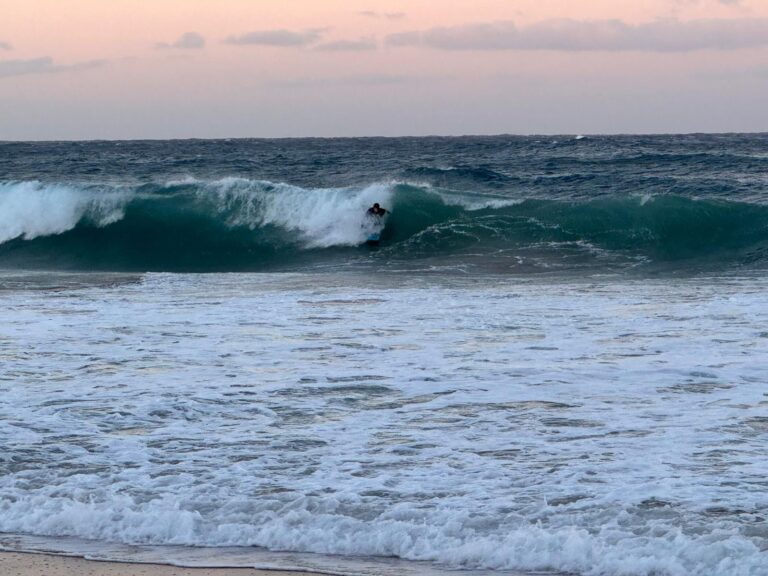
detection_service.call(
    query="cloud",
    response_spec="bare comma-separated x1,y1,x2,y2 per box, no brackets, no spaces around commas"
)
0,41,11,51
315,38,377,52
387,18,768,52
360,11,406,20
156,32,206,50
225,29,325,47
0,57,53,77
0,57,106,79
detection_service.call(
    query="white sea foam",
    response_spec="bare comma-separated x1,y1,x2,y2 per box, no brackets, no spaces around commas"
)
1,274,767,575
164,175,203,187
200,178,394,247
637,193,655,206
0,181,128,244
443,195,523,211
1,493,764,575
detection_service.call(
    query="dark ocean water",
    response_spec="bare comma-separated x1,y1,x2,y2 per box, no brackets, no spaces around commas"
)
1,134,767,274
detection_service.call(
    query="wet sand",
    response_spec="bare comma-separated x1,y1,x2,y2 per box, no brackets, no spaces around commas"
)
0,551,324,576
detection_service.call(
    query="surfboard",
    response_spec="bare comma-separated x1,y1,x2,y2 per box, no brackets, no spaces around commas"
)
363,213,385,245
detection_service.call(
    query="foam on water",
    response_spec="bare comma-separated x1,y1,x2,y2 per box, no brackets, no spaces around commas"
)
1,273,767,575
198,178,394,247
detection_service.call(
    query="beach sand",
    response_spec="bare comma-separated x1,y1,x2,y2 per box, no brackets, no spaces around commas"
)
0,552,324,576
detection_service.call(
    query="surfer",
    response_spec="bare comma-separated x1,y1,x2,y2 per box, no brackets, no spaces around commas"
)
364,203,387,245
367,203,387,217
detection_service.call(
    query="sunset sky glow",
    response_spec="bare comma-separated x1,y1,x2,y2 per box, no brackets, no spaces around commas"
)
1,0,767,139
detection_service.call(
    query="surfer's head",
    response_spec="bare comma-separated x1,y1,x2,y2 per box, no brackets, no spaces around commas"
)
373,203,380,209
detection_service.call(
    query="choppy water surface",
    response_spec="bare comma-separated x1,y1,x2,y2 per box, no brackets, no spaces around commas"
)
2,134,768,274
1,272,767,575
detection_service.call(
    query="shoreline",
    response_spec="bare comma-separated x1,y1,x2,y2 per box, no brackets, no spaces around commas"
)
0,551,326,576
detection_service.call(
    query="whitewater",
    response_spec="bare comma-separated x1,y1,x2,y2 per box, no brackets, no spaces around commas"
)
1,135,767,576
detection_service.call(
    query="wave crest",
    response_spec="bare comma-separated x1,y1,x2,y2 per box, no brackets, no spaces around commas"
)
0,181,127,244
198,177,394,248
2,178,768,272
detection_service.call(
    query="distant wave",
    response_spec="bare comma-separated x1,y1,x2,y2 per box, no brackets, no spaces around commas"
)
1,178,768,272
402,165,516,188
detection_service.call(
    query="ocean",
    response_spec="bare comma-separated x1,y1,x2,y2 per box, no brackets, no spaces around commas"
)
1,135,767,576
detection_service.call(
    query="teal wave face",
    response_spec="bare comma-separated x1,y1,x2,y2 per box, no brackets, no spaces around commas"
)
1,179,767,273
384,188,768,272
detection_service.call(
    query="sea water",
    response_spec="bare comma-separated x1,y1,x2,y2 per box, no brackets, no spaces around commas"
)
1,135,767,576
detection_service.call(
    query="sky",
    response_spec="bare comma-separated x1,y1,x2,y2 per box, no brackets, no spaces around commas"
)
1,0,767,139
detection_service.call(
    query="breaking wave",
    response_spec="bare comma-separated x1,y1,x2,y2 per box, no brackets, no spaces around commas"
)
1,178,767,272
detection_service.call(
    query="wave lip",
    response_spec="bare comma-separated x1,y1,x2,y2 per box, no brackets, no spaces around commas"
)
198,177,394,248
0,180,127,244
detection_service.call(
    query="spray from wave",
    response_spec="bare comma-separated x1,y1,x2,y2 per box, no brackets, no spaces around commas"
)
0,181,128,244
198,177,395,248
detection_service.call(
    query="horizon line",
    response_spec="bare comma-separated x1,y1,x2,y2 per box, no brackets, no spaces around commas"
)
2,130,767,143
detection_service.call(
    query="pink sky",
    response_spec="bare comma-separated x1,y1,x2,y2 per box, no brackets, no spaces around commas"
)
1,0,767,139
